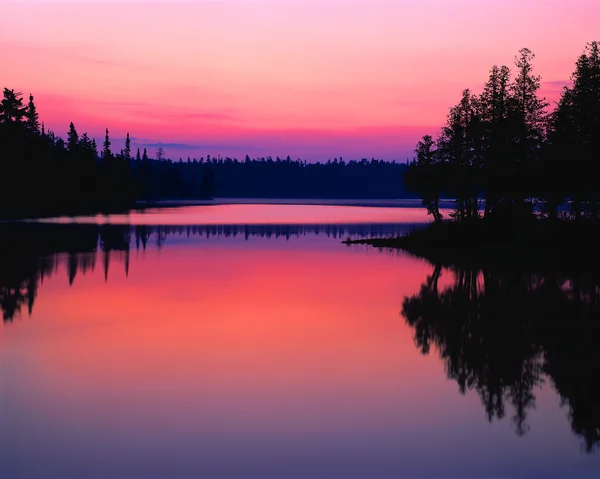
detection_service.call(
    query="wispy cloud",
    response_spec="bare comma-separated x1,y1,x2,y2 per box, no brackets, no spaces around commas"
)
545,80,573,87
137,142,203,150
128,108,237,123
0,40,149,71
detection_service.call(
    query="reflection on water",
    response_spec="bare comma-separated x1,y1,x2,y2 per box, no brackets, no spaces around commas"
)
0,222,415,323
403,263,600,453
2,213,600,479
32,203,435,225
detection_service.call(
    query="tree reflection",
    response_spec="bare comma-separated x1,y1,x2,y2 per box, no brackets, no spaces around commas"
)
402,263,600,451
0,222,412,322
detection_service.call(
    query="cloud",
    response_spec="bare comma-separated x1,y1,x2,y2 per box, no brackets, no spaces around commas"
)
136,142,202,150
0,40,148,71
128,108,237,123
545,80,573,87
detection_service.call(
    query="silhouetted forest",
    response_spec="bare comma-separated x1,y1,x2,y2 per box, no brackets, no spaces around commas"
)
0,88,411,218
404,42,600,223
194,156,409,199
0,92,217,218
402,261,600,453
0,222,414,322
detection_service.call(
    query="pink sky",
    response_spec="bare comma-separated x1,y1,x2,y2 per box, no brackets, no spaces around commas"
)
2,0,599,161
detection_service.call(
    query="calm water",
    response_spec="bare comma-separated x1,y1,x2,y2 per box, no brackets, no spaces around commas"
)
2,205,600,479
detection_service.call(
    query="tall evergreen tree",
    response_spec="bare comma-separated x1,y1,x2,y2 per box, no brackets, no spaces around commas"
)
124,132,131,161
0,89,26,123
103,128,112,160
410,135,443,222
142,148,148,162
437,89,481,220
25,94,40,133
67,122,79,152
136,148,141,162
478,65,511,216
80,132,90,148
551,42,600,220
509,48,548,209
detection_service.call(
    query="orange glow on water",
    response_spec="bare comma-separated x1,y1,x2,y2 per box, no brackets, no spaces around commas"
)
1,228,589,478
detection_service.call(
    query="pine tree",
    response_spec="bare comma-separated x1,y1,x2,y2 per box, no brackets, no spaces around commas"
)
67,122,79,151
509,48,548,209
103,128,112,159
80,132,90,148
142,148,148,162
478,65,511,215
410,135,443,222
124,132,131,161
136,148,141,162
437,89,480,219
0,88,26,123
552,41,600,220
25,94,40,132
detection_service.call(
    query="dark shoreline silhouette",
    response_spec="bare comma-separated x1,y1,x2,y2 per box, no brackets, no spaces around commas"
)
0,88,413,219
347,42,600,261
343,217,600,273
403,42,600,225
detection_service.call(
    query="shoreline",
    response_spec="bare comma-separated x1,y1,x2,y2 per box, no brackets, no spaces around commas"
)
342,218,600,271
138,198,449,208
1,198,453,222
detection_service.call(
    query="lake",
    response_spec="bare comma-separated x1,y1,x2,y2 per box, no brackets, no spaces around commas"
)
1,205,599,479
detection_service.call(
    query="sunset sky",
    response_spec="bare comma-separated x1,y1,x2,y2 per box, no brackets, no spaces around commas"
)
2,0,599,161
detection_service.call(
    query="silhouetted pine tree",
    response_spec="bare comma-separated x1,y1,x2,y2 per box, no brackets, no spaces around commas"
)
124,132,131,161
405,43,599,224
0,88,26,123
25,94,39,133
67,122,79,152
103,128,111,160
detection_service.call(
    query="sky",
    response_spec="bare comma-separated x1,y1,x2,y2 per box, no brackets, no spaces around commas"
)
2,0,599,161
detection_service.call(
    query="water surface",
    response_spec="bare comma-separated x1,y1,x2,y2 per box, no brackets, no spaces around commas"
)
1,205,599,479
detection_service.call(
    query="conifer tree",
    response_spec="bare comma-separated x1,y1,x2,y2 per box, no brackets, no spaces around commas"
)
124,132,131,161
409,135,443,222
551,41,600,220
67,122,79,152
437,89,480,219
509,48,548,208
103,128,112,159
25,94,40,132
80,132,90,148
0,88,26,123
478,65,511,215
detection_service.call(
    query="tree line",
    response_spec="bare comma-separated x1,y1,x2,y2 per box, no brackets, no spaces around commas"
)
0,92,219,218
178,155,409,199
404,42,600,223
0,90,413,219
